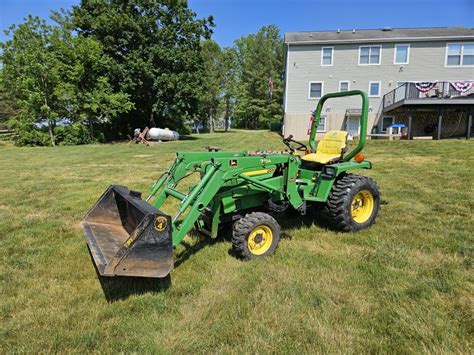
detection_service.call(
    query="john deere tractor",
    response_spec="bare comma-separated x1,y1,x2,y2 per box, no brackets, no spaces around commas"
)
82,90,381,278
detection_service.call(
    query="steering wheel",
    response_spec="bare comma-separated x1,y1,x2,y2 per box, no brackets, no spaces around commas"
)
282,135,307,153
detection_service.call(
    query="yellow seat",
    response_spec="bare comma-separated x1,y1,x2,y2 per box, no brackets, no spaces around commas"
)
302,130,348,165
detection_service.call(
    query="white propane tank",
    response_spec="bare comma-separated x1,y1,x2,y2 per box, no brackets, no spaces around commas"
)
146,127,180,141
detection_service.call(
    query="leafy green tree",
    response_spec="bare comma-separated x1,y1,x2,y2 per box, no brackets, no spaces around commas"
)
232,25,283,129
0,13,133,146
71,0,214,135
198,40,224,132
1,16,63,145
220,47,238,131
48,17,133,138
0,72,18,129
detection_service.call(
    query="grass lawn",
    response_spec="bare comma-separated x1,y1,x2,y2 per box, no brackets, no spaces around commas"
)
1,130,473,353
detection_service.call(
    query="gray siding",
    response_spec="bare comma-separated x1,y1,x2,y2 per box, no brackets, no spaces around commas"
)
285,40,474,116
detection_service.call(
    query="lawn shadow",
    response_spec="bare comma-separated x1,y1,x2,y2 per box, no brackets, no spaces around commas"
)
274,206,334,237
179,135,200,141
88,250,171,302
174,229,226,268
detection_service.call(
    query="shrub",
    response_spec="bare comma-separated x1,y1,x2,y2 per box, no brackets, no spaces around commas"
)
56,123,99,146
14,127,51,146
269,121,282,132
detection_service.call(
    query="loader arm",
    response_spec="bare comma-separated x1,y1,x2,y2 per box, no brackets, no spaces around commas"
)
149,153,299,247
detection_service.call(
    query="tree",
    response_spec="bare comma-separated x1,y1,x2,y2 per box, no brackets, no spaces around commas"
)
0,14,133,145
71,0,214,135
48,14,133,137
198,40,224,132
232,25,284,129
0,72,18,129
1,16,63,145
221,47,238,131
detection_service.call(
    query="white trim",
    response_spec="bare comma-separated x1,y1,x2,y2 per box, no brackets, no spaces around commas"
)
358,45,382,65
339,80,350,92
380,116,395,132
321,46,334,66
394,43,410,64
284,43,290,113
317,116,327,133
285,35,474,45
445,42,474,68
308,81,324,100
368,81,382,97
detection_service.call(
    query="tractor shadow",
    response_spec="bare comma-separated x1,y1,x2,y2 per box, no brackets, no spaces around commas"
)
88,250,171,302
273,207,334,238
174,229,227,268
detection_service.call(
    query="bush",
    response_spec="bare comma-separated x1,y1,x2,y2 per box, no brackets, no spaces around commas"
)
269,121,282,132
12,122,103,147
14,128,51,146
56,123,100,146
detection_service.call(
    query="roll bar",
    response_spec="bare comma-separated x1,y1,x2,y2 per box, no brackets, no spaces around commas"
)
308,90,369,161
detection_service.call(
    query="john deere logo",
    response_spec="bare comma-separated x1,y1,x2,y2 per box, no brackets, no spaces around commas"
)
154,216,167,232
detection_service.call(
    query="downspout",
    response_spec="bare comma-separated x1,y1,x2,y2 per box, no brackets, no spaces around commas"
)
282,43,290,136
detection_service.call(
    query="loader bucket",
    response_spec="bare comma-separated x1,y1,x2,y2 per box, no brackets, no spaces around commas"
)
81,185,173,278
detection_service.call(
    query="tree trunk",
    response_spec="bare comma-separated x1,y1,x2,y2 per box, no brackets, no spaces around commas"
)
149,111,156,127
209,108,214,133
89,118,94,138
225,97,230,131
43,93,54,147
48,120,55,147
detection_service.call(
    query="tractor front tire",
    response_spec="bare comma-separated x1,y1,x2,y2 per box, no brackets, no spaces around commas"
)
232,212,281,260
324,173,380,232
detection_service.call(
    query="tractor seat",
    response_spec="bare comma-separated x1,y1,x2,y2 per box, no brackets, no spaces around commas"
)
301,130,348,169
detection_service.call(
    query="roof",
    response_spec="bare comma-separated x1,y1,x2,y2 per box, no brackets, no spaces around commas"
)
285,27,474,45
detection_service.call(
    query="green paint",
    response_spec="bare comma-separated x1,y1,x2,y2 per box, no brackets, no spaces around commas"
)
148,92,373,248
308,90,369,161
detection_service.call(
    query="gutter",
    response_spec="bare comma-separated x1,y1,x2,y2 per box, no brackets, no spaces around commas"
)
284,35,474,45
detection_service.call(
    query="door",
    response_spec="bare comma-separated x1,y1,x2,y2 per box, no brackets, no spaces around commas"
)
346,116,360,137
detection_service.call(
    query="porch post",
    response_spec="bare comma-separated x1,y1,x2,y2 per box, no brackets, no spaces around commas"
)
407,109,413,140
437,108,443,140
467,107,472,140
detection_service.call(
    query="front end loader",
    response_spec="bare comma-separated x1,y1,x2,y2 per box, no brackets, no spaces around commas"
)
81,90,381,278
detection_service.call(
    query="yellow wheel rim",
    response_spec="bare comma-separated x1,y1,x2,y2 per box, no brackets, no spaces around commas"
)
247,225,273,256
351,190,375,224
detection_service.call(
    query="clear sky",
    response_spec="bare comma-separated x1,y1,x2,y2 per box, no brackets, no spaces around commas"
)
1,0,473,46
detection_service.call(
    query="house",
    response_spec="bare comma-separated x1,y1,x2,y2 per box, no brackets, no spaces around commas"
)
282,27,474,140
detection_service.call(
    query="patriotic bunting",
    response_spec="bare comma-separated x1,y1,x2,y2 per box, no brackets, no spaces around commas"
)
450,81,473,93
414,82,437,93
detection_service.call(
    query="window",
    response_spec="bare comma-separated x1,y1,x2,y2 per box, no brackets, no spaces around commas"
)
339,81,350,92
394,44,410,64
446,43,474,66
359,45,381,65
308,81,323,99
321,47,333,66
317,116,327,132
368,81,381,97
381,116,394,132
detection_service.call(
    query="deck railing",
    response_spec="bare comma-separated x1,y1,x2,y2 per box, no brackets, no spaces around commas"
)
383,81,474,110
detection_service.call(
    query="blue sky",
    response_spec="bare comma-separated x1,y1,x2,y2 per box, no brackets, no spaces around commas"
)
1,0,472,46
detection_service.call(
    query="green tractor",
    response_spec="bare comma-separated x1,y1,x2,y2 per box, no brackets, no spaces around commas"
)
82,90,381,278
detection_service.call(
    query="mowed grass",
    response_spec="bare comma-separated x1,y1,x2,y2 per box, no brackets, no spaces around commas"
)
0,130,473,353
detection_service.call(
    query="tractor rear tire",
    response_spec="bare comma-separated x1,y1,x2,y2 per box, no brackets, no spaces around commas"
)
232,212,281,260
324,173,380,232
